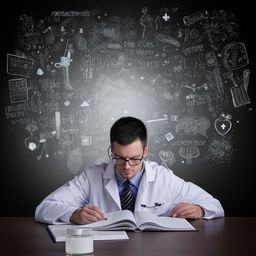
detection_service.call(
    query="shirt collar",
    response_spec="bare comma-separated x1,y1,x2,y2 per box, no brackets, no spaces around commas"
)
115,164,145,188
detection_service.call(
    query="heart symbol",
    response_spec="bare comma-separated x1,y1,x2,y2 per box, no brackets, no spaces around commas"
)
214,116,232,136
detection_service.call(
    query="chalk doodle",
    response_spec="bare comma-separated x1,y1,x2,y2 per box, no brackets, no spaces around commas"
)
8,78,28,103
183,10,208,26
224,69,251,108
159,150,175,169
7,54,34,78
139,7,154,41
214,113,232,136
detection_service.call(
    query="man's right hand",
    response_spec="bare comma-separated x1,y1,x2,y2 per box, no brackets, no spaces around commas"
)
70,205,107,224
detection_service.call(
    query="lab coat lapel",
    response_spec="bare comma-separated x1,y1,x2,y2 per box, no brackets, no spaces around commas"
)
103,160,121,209
135,161,156,211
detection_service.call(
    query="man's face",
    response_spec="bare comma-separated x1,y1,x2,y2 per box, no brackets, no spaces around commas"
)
111,139,148,179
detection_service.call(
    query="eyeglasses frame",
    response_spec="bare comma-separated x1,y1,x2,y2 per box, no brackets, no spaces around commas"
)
107,146,145,166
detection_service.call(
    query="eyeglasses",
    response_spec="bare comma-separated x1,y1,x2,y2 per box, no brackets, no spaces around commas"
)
111,147,144,166
112,156,144,166
112,157,143,166
107,146,145,166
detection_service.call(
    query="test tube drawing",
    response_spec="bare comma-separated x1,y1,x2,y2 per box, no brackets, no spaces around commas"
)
55,40,73,90
183,10,208,26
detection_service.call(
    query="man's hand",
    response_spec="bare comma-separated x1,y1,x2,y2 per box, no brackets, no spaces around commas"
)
169,203,205,219
70,205,106,224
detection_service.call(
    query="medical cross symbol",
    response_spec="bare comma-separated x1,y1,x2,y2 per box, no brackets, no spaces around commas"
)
163,13,170,21
221,123,226,130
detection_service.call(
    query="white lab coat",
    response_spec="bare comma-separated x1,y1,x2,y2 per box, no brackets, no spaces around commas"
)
35,160,224,224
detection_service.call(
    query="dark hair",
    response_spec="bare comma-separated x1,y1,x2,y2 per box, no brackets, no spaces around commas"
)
110,116,147,147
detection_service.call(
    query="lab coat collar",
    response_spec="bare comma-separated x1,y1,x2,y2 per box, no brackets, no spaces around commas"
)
143,160,156,182
103,159,120,208
103,159,116,179
102,159,157,210
103,159,156,182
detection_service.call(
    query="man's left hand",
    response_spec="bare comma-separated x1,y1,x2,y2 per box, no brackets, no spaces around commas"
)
168,203,204,219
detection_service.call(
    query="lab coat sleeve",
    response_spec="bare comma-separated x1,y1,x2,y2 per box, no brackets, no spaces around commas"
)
34,170,90,224
170,174,224,219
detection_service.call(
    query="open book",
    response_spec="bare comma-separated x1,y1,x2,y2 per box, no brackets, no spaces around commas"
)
47,210,196,241
84,210,196,231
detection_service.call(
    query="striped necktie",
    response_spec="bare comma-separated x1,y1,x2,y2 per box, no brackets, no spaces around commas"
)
120,180,135,212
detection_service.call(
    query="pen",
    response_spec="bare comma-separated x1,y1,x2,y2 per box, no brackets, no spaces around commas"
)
84,199,90,205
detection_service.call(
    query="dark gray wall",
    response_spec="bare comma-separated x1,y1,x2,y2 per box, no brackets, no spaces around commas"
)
1,0,255,217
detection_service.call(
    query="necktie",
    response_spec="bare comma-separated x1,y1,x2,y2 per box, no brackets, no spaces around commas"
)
120,180,135,212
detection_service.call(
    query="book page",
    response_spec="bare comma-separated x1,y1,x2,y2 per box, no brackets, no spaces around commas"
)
93,230,129,240
83,210,136,230
134,211,196,231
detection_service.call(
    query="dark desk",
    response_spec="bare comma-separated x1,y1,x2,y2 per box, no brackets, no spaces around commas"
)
0,217,255,256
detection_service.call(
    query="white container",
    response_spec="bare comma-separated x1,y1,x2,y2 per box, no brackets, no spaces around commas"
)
65,227,93,255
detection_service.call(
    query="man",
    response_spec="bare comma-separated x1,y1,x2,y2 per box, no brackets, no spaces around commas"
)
35,116,224,224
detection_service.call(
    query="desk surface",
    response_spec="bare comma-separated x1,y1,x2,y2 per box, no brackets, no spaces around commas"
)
0,217,255,256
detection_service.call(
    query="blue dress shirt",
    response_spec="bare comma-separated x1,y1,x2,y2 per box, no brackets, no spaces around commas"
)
115,166,144,200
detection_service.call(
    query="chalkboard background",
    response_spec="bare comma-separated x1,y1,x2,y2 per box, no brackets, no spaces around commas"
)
1,0,255,217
